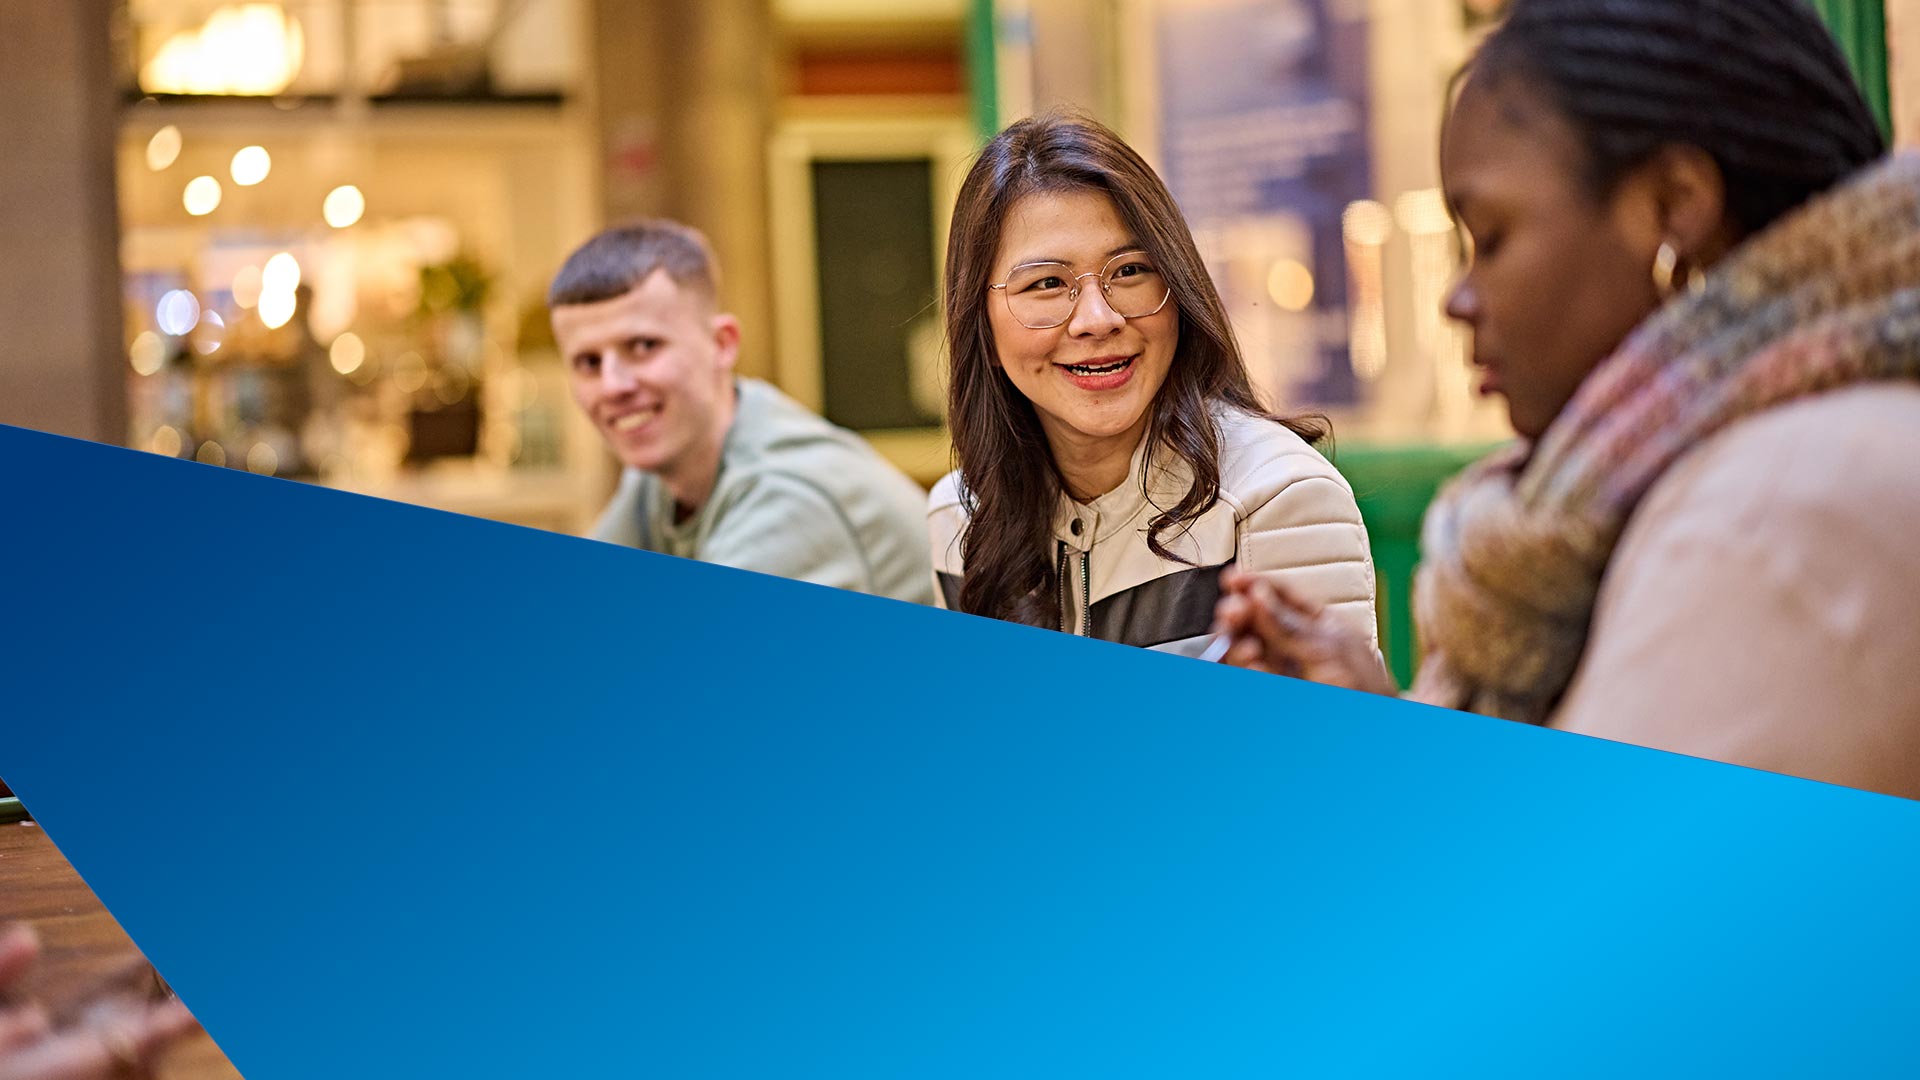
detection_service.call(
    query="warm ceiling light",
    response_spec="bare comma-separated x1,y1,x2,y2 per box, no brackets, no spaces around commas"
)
141,4,306,97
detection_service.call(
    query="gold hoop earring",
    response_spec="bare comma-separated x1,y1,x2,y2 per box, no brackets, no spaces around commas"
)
1653,241,1707,300
1652,241,1681,299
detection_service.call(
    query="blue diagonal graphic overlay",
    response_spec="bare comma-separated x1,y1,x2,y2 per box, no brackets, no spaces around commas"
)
4,423,1919,1079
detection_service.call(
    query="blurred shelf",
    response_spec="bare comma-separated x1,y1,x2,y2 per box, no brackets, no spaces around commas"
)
125,89,568,107
120,92,586,143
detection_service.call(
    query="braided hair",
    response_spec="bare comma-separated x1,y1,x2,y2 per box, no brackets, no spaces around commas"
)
1470,0,1886,236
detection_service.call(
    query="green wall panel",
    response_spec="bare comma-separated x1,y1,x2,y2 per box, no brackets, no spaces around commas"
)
1811,0,1893,138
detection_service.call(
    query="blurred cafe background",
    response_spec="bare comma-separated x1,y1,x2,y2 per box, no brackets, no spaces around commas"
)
2,0,1913,682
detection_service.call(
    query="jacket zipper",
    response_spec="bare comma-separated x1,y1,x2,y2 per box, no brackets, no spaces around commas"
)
1056,541,1091,637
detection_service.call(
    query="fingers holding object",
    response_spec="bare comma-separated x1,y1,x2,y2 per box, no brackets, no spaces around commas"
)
0,926,40,995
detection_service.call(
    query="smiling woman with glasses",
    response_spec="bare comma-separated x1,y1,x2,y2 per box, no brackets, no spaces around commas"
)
989,249,1172,330
928,112,1380,657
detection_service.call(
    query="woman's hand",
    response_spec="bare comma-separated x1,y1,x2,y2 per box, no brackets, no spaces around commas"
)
1211,567,1399,698
0,923,200,1080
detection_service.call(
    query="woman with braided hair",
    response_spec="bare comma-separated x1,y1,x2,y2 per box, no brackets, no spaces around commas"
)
1213,0,1920,797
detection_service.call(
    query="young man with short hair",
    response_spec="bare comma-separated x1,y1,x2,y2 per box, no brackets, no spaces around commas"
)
550,220,933,604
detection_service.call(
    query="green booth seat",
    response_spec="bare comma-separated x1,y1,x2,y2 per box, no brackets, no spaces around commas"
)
1331,441,1506,689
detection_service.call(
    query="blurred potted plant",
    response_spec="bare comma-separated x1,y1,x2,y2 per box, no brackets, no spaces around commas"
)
408,253,495,462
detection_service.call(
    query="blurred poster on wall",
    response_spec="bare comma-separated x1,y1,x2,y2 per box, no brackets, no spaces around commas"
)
1156,0,1372,409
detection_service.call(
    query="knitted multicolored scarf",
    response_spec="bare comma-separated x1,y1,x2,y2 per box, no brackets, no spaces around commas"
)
1409,152,1920,725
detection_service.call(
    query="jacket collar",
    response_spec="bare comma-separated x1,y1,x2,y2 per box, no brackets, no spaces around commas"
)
1050,432,1191,552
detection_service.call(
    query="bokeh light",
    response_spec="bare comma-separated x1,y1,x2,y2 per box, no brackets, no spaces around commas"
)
392,352,429,394
155,290,201,336
183,175,223,216
230,146,272,186
262,252,302,294
1342,200,1394,247
323,185,366,228
259,287,297,330
329,332,366,375
1266,260,1316,313
146,126,182,172
434,365,472,406
246,442,279,475
193,310,227,355
129,331,167,375
1394,189,1454,237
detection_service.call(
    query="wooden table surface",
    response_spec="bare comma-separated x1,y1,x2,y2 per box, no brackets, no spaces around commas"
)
0,821,243,1079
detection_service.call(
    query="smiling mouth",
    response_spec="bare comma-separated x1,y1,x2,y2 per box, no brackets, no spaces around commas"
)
610,407,660,433
1061,356,1134,376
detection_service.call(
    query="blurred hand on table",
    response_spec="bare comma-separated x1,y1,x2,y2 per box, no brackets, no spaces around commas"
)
0,923,199,1080
1211,566,1398,697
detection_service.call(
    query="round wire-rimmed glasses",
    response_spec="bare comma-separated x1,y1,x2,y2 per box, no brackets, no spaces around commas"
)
988,249,1173,330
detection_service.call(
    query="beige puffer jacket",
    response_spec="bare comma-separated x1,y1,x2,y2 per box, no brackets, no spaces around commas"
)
928,405,1379,656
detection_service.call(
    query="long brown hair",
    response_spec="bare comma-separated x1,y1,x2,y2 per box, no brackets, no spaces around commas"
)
945,111,1326,627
